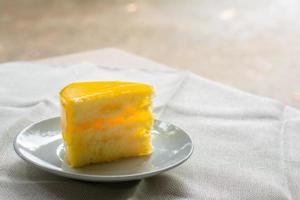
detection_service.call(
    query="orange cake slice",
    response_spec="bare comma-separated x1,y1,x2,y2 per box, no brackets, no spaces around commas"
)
59,81,154,167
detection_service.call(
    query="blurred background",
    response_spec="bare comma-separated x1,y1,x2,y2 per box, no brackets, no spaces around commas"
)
1,0,299,108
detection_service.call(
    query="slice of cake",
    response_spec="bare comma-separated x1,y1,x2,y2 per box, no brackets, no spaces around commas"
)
59,81,154,167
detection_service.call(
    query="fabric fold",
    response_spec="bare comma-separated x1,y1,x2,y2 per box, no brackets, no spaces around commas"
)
0,61,300,200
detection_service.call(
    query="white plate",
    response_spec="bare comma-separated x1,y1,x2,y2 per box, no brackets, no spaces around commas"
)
14,117,193,182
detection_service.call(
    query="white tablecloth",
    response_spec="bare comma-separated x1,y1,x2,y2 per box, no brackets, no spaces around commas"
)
1,50,300,199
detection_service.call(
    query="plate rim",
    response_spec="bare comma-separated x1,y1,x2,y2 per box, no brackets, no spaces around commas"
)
13,116,193,182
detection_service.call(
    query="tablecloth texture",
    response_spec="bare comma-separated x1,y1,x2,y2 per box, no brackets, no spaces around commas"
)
1,61,300,200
